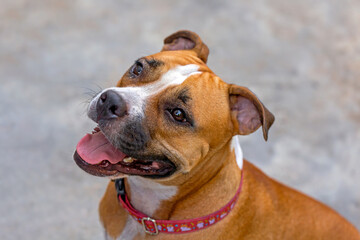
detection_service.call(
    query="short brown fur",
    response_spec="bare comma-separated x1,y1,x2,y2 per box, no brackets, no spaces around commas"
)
96,31,360,239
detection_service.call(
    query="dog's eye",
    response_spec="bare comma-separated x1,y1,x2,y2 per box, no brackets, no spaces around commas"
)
131,62,143,76
171,108,186,122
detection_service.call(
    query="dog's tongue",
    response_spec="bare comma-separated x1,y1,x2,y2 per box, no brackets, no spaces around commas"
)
76,131,126,165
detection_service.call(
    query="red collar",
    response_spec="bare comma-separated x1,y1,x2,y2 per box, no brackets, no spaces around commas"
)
115,171,244,235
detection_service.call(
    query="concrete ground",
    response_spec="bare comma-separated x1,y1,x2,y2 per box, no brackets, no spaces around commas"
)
0,0,359,239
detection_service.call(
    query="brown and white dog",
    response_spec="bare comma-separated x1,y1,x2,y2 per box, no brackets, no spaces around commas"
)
74,30,360,239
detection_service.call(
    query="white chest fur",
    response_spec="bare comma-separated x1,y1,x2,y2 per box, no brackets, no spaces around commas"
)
231,135,243,169
127,176,178,216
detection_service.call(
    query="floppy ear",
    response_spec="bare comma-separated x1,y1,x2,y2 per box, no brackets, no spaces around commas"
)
229,84,275,141
161,30,210,63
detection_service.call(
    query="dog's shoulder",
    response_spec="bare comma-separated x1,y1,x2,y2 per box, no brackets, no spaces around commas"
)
241,160,360,239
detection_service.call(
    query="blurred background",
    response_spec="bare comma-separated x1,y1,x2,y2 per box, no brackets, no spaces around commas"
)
1,0,359,239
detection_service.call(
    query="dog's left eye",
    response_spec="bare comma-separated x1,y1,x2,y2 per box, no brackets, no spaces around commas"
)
131,62,143,76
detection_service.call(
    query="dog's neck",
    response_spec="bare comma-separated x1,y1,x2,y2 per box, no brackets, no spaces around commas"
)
126,176,178,217
125,136,243,220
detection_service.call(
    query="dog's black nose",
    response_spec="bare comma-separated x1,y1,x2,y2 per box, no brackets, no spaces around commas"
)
96,90,127,120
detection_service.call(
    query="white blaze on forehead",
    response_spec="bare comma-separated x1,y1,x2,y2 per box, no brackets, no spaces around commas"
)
231,135,243,169
88,64,201,117
142,64,201,95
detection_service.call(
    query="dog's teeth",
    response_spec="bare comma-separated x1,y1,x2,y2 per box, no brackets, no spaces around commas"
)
99,160,110,168
151,161,160,169
91,127,101,134
123,157,134,163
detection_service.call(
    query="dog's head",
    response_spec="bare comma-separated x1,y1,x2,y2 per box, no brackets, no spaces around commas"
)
74,30,274,183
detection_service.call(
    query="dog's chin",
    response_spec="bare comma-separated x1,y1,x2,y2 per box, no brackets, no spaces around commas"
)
74,127,177,179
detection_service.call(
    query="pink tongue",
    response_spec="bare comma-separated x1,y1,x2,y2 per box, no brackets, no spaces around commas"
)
76,131,126,165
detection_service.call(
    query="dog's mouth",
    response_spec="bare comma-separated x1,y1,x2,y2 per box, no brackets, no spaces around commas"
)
74,127,176,178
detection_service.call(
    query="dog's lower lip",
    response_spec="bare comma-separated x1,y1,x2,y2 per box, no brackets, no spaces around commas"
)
73,151,176,178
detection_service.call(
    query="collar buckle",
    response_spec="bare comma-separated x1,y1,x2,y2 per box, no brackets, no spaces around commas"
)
141,217,159,235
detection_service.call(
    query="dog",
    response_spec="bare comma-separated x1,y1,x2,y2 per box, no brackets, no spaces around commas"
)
74,30,360,239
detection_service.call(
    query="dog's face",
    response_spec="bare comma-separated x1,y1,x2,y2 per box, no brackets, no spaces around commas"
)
74,30,274,183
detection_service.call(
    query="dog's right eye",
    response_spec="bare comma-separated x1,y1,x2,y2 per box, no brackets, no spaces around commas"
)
130,62,143,77
170,108,187,122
